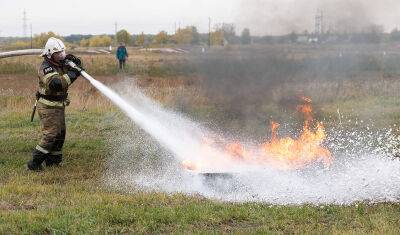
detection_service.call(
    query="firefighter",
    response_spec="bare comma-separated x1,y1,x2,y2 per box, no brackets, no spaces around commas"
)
27,37,83,171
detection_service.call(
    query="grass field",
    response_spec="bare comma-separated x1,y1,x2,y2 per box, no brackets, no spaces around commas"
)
1,45,400,234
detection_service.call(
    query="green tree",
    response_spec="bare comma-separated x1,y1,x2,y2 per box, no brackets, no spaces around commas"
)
390,28,400,41
116,29,132,45
153,31,169,45
241,28,251,44
88,35,112,47
79,38,90,47
221,23,236,43
173,27,192,44
33,32,60,48
210,29,224,46
172,26,199,45
289,31,297,43
3,41,31,50
136,32,145,46
191,26,200,45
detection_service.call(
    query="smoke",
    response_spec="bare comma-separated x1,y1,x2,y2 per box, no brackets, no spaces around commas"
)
236,0,400,35
185,47,400,139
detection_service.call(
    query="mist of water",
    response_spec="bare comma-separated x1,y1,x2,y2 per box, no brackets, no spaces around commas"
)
83,73,400,205
82,72,233,170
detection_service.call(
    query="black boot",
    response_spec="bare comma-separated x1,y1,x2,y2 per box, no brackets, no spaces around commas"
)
27,149,47,171
45,154,62,167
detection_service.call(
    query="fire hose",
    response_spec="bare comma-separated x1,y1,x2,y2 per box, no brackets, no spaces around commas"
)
0,49,94,121
0,50,93,83
0,49,43,59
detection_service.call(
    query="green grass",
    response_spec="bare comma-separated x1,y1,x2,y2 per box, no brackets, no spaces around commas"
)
1,100,400,234
320,96,400,127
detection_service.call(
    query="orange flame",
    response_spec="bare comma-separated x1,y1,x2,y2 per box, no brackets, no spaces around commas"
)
181,160,200,171
182,97,333,171
271,121,280,141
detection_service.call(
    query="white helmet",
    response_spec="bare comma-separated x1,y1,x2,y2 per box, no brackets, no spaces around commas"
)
41,37,65,58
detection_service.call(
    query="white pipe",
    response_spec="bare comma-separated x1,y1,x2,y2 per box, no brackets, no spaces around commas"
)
0,49,42,59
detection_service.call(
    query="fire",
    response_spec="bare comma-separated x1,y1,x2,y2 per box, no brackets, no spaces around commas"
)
182,97,333,171
258,97,332,169
181,160,200,171
226,142,247,159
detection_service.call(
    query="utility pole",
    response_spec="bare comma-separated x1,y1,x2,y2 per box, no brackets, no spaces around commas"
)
321,11,324,35
114,21,118,46
315,10,323,36
174,22,177,34
208,17,211,47
30,24,33,48
23,9,28,38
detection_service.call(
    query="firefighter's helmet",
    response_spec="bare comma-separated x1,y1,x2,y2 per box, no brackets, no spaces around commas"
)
41,37,65,58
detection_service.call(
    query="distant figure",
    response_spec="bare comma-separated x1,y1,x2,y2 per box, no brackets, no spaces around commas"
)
116,42,128,71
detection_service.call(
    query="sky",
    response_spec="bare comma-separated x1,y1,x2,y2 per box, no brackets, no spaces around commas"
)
0,0,399,37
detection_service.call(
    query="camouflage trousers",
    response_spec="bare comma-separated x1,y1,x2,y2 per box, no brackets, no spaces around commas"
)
35,102,66,155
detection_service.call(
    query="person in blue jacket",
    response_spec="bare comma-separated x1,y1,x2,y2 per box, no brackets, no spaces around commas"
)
116,42,128,71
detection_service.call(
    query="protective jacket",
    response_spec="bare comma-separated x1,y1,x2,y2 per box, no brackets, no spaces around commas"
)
116,46,128,60
37,59,79,107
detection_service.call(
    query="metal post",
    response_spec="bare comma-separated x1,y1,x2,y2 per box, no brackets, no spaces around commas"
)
114,21,118,46
30,24,33,49
208,17,211,47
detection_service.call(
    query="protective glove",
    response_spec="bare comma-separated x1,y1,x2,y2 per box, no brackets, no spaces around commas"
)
64,54,84,75
65,54,83,67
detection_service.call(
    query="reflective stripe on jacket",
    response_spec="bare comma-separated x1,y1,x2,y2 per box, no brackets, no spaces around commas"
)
37,60,71,107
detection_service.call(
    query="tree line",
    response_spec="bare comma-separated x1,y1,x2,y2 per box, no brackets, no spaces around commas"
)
0,24,252,50
3,23,400,50
74,24,252,47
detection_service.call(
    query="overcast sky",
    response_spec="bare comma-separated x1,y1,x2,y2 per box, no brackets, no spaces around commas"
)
0,0,399,37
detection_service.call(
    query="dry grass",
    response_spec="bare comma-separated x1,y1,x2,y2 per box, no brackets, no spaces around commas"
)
0,73,200,114
271,75,400,103
0,50,187,77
